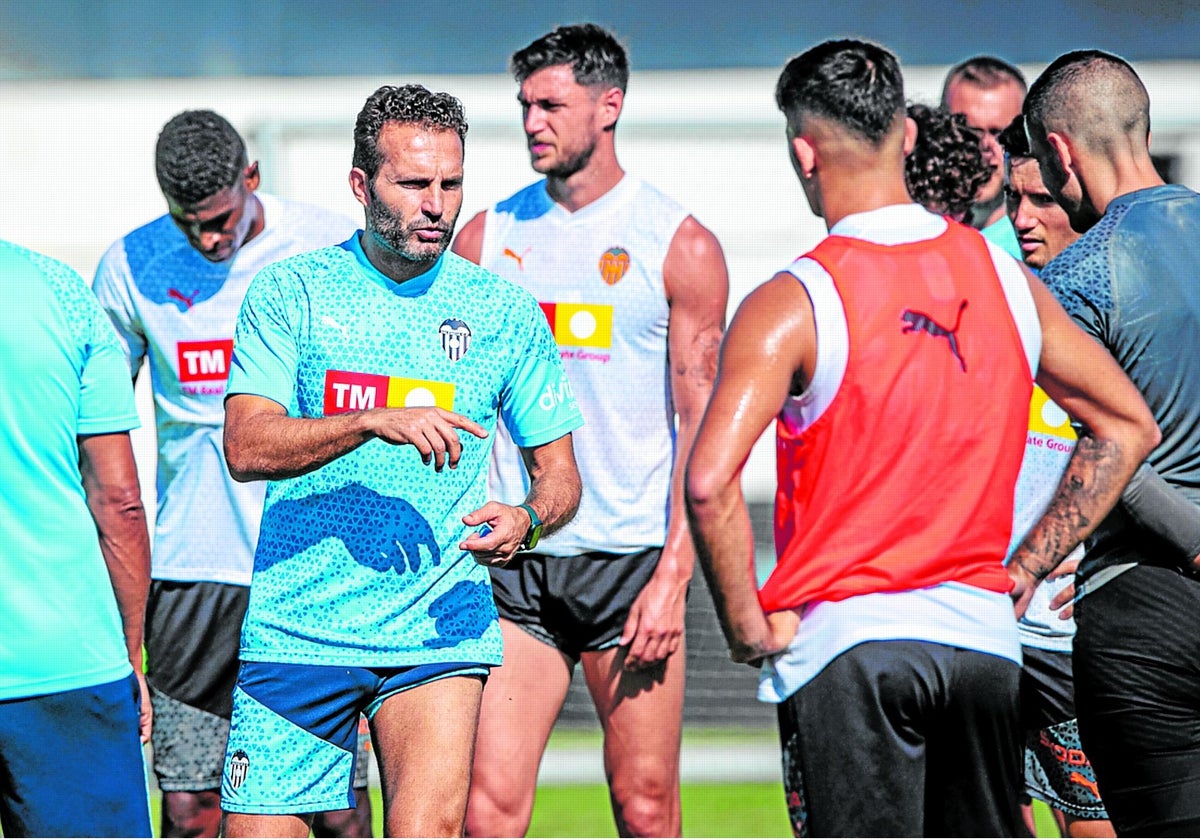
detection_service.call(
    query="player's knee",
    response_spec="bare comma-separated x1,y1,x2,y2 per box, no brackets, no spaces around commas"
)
311,801,372,838
609,775,679,837
394,808,469,839
464,786,533,838
162,790,222,838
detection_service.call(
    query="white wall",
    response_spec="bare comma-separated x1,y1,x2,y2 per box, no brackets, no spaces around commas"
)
5,64,1199,513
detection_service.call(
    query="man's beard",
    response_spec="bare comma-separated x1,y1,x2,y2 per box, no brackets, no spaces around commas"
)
366,190,454,263
535,139,596,180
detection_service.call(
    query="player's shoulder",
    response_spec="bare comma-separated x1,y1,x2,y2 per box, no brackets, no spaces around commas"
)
1040,217,1110,294
101,213,190,275
2,241,107,342
117,212,179,244
261,239,353,277
442,252,543,313
627,175,687,213
443,250,527,292
1035,216,1119,326
491,179,554,222
0,239,85,292
263,195,357,248
1113,184,1200,241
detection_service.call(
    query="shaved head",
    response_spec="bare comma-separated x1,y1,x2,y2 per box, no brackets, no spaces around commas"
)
1025,50,1150,154
1024,50,1156,231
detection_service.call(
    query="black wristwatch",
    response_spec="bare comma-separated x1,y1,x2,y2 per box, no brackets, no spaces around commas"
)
518,503,543,551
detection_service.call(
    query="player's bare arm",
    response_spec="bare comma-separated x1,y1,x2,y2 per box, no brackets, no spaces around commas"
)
619,216,730,670
79,430,153,742
450,211,487,264
1008,268,1160,615
461,433,582,566
224,392,488,482
685,272,815,664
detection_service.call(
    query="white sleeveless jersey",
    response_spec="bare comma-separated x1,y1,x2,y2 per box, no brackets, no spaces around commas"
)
93,194,357,585
481,176,689,555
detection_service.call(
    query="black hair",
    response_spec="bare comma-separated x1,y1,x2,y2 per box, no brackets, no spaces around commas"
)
352,84,469,181
997,114,1031,158
905,103,991,218
776,39,905,144
154,110,247,206
511,23,629,92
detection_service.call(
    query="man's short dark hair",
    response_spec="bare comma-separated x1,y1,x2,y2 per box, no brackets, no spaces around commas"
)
352,84,469,182
155,110,247,206
1024,49,1149,142
941,56,1027,105
775,39,905,144
905,103,992,219
510,23,629,92
997,114,1031,159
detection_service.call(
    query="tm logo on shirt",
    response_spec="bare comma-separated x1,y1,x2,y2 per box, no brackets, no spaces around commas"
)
177,339,234,395
323,369,455,415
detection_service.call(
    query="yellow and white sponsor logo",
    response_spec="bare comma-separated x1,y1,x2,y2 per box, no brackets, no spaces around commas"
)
551,302,613,348
386,376,456,410
1028,385,1076,440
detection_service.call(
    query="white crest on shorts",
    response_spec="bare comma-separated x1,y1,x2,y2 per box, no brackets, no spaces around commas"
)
439,319,472,362
229,749,250,789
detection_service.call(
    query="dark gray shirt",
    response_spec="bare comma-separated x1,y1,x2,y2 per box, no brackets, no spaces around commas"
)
1041,184,1200,590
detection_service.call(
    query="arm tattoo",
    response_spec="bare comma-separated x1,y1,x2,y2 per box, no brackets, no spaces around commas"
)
673,325,722,388
1014,435,1125,580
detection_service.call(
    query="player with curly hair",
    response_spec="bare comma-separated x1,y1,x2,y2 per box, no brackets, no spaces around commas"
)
904,103,991,221
219,83,582,837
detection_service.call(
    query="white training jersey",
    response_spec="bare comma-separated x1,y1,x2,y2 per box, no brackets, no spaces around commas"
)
480,176,689,556
93,194,357,585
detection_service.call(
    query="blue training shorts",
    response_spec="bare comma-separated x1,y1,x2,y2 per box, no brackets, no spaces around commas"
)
0,673,152,837
221,661,487,815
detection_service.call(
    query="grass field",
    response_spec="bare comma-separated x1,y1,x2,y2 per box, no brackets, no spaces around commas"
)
141,718,1060,838
147,776,1062,838
146,786,1062,837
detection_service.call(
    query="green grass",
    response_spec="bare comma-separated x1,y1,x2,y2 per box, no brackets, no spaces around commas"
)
147,786,1061,838
528,783,791,838
1032,799,1063,838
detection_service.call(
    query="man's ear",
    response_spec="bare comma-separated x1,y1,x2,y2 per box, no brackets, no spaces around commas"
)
1047,131,1074,178
902,116,918,156
243,161,261,191
349,167,370,209
790,134,817,180
598,86,624,132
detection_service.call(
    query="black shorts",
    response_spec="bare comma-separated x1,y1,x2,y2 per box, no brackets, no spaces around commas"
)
776,640,1023,837
1021,645,1074,732
489,547,661,661
146,580,247,720
1074,564,1200,836
145,580,249,791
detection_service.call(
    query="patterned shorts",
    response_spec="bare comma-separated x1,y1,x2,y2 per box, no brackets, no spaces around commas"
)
221,661,486,814
1021,646,1107,819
